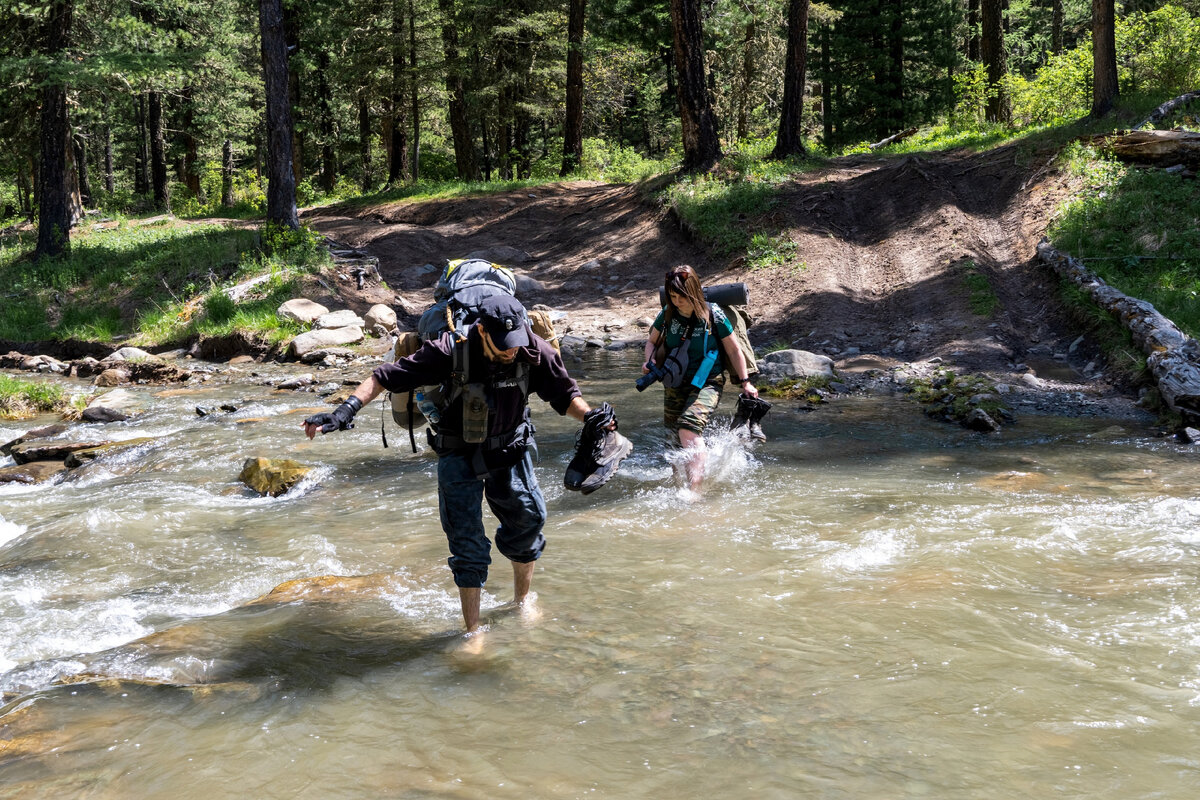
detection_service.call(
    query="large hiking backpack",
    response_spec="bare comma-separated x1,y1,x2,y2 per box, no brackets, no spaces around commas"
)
387,258,558,448
656,282,758,378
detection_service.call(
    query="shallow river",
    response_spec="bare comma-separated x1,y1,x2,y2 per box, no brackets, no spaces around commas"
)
3,351,1200,799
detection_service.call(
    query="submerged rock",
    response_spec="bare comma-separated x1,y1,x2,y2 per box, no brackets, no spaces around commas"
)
238,457,313,496
1,423,69,457
0,460,67,484
964,408,1001,432
63,437,159,468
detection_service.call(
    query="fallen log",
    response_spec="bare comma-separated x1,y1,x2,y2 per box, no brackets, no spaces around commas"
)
1104,129,1200,167
1134,89,1200,131
869,127,919,150
1037,240,1200,418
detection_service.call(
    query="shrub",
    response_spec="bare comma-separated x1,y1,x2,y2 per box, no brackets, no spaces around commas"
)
0,375,67,420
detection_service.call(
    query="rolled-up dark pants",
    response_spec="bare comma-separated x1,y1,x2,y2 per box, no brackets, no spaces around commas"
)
436,448,547,588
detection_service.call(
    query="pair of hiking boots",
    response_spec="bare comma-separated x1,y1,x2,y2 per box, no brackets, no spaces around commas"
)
731,394,771,442
565,402,633,495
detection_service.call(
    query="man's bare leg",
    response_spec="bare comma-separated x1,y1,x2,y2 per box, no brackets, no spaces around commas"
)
512,560,535,605
459,587,482,633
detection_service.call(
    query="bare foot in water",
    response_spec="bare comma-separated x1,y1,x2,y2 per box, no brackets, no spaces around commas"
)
457,625,490,655
517,591,542,624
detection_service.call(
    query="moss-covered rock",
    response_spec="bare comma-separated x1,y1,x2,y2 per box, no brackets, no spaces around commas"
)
904,368,1013,430
238,457,313,496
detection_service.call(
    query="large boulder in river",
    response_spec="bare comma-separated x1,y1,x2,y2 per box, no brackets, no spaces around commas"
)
83,388,143,423
277,298,329,325
238,457,313,497
9,440,110,465
758,349,835,380
290,327,364,358
315,309,366,330
363,304,397,334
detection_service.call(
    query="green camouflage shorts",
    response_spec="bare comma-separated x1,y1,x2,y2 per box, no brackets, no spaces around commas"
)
663,375,725,435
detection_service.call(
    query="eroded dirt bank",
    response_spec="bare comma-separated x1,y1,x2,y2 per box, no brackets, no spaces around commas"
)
302,147,1141,414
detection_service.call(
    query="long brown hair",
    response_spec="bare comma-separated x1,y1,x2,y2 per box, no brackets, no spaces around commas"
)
662,264,711,334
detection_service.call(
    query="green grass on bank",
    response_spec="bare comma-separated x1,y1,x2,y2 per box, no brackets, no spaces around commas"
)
0,374,68,420
1050,139,1200,339
0,219,326,346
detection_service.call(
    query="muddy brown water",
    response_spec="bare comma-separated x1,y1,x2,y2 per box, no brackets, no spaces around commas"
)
2,351,1200,798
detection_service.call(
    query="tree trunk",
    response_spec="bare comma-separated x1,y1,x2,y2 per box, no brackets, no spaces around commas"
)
669,0,722,171
980,0,1010,123
316,49,337,193
387,0,409,186
1051,0,1063,54
560,0,587,175
221,139,235,207
1091,0,1118,117
438,0,479,180
103,125,114,194
72,131,92,208
148,91,169,210
358,95,373,192
17,163,31,218
736,13,757,141
821,25,833,147
285,6,303,185
967,0,980,61
1038,241,1200,419
771,0,809,159
35,0,75,259
409,0,420,182
887,1,904,132
134,94,149,196
258,0,300,229
182,86,201,198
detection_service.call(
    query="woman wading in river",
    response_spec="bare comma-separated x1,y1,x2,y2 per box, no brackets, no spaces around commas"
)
642,265,760,492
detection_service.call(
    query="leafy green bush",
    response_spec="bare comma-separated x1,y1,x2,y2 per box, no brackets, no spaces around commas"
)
579,137,673,183
1119,4,1200,96
1009,44,1094,125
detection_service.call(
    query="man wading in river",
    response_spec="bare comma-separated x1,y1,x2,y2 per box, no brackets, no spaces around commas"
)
302,295,631,635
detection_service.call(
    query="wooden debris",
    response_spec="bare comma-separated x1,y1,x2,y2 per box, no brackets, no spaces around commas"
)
1037,240,1200,418
1133,89,1200,131
1104,129,1200,168
869,127,918,150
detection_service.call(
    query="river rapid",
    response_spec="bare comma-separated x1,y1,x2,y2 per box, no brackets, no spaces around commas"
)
2,350,1200,798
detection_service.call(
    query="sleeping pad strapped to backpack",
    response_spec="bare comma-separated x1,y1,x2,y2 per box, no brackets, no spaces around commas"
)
387,258,559,451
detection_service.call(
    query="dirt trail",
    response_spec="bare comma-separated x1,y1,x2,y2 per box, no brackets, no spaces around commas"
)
304,147,1104,387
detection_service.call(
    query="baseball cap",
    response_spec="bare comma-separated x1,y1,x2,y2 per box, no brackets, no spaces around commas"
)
476,295,530,349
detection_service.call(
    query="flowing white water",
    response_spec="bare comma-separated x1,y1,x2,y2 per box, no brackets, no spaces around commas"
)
3,353,1200,798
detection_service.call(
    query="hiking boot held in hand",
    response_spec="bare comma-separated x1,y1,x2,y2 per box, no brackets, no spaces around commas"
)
731,394,771,442
565,402,633,494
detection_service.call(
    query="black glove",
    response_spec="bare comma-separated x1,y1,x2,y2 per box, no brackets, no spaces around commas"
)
583,402,617,435
305,395,363,433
